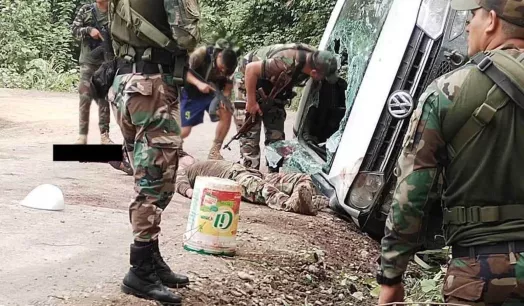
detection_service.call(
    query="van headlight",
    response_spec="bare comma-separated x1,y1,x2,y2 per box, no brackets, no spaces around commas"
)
348,172,384,210
416,0,451,40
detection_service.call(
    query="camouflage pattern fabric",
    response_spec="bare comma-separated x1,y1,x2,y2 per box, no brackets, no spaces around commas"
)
379,46,524,303
175,159,320,215
443,253,524,304
78,63,110,135
107,73,182,242
233,103,286,169
71,3,108,66
452,0,524,27
232,166,290,211
232,44,314,169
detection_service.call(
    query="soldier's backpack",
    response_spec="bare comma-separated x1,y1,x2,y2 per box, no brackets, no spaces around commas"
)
109,0,201,52
170,0,201,52
448,49,524,154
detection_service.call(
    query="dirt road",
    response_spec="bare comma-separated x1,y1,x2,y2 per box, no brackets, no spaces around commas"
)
0,88,380,306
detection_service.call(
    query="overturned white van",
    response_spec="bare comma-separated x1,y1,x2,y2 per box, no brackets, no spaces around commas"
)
277,0,470,247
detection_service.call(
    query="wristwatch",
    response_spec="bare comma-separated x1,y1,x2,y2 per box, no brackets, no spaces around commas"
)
376,269,403,285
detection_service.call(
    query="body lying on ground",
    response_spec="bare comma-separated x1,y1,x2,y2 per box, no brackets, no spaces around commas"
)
175,152,329,216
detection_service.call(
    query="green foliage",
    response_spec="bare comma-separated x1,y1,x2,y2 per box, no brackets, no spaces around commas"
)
200,0,336,54
1,0,335,92
405,270,445,303
0,58,79,92
0,0,87,91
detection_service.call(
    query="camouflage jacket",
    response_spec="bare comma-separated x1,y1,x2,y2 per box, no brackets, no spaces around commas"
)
234,43,315,101
71,3,108,65
380,45,524,280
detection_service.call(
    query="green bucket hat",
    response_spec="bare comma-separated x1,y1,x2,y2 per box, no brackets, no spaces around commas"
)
313,51,339,84
451,0,524,27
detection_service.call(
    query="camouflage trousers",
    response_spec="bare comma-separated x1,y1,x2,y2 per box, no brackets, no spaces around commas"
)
107,72,182,242
233,102,287,170
443,252,524,305
78,63,110,135
228,165,320,215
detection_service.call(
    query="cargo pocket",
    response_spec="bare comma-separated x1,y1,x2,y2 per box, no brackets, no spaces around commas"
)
145,132,181,149
442,257,485,302
145,131,180,182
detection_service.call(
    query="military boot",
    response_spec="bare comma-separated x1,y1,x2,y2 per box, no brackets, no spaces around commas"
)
109,160,133,176
312,195,330,210
121,242,182,306
100,131,114,144
151,240,190,288
284,184,316,216
207,141,224,160
75,134,87,144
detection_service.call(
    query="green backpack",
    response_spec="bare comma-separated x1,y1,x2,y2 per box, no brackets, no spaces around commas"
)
449,49,524,154
110,0,201,52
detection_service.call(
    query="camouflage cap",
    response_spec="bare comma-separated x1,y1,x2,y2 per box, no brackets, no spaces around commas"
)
451,0,524,27
313,51,339,84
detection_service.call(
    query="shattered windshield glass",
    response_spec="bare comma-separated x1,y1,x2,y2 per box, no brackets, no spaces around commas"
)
270,0,394,174
323,0,394,169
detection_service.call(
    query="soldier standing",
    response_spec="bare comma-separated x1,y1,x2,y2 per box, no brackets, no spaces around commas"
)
233,43,338,171
105,0,201,304
181,39,238,160
377,0,524,304
71,0,114,144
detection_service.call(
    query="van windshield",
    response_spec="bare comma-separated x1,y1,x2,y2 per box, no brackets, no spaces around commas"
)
323,0,394,167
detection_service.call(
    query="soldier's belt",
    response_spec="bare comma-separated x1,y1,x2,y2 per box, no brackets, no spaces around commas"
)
117,61,174,75
443,204,524,225
452,240,524,258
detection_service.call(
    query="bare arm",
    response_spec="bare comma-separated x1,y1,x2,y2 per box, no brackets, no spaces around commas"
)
244,61,263,115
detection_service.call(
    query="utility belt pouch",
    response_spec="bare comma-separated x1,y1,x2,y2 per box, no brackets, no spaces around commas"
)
172,51,188,86
90,58,119,100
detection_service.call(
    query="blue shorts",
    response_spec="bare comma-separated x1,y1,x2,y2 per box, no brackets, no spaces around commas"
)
180,88,214,127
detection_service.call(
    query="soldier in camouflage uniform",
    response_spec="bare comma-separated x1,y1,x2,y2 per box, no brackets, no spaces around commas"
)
105,0,201,304
71,0,113,145
175,153,329,216
377,0,524,304
233,44,338,171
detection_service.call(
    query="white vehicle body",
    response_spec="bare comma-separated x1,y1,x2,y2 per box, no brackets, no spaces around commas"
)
290,0,469,242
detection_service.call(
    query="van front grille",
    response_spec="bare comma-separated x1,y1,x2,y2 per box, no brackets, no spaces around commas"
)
361,28,440,174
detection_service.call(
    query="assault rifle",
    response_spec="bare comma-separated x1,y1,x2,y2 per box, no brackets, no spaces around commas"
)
86,4,113,62
187,67,234,120
222,88,269,150
223,111,260,151
222,73,292,151
86,27,114,63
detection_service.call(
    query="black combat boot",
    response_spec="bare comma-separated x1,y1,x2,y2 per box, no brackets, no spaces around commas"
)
152,240,190,288
121,242,182,306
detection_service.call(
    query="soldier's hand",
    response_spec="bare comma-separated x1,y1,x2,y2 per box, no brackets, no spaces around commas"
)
89,28,102,40
186,189,194,198
246,102,263,117
378,284,405,304
197,82,215,94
